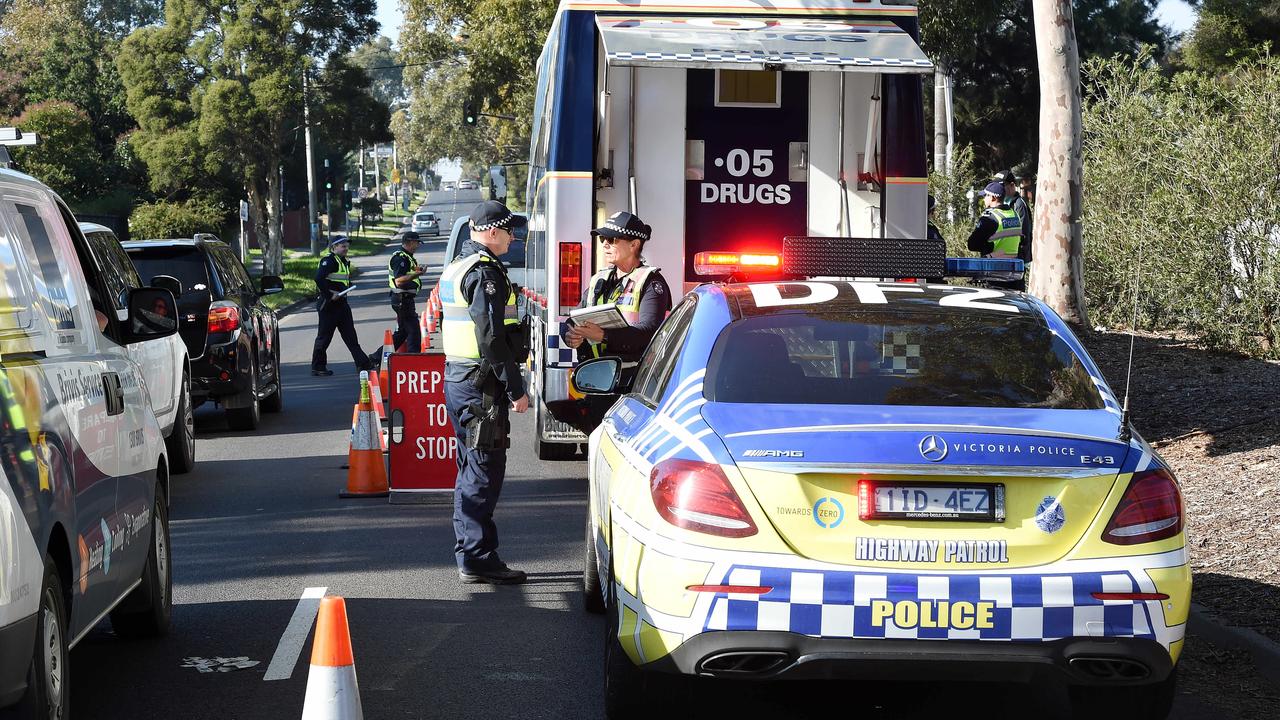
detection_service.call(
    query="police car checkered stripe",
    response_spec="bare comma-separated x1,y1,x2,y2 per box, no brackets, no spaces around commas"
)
702,566,1158,642
606,51,934,67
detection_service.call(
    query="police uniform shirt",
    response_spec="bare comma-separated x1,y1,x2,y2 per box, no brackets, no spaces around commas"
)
389,249,419,294
445,239,526,402
315,253,349,299
573,266,672,362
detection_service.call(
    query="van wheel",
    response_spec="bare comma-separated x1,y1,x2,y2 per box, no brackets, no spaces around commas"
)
583,513,605,615
165,373,195,474
1070,668,1177,720
226,360,260,431
109,492,172,638
5,558,69,720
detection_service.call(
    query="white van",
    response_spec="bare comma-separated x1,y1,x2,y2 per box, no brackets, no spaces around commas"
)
0,161,176,718
80,223,194,474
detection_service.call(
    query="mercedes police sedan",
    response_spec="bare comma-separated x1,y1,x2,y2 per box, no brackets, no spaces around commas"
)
574,260,1189,720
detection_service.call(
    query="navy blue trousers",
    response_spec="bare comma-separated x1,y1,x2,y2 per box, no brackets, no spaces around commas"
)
391,294,421,353
445,379,509,571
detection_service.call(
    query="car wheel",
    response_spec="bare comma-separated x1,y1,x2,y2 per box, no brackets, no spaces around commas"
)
165,372,196,474
109,488,172,639
5,558,69,720
583,511,606,615
262,341,284,414
1069,668,1177,720
225,360,260,431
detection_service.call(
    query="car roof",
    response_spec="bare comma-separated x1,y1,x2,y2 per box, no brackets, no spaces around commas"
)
0,166,49,192
705,280,1044,321
77,221,114,235
122,238,229,250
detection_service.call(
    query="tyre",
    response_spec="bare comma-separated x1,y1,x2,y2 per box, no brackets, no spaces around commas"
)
583,512,605,614
4,558,69,720
261,343,283,413
225,360,260,431
109,489,172,638
165,372,195,474
1070,669,1177,720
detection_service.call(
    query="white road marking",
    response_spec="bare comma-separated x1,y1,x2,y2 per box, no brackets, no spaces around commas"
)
263,586,328,681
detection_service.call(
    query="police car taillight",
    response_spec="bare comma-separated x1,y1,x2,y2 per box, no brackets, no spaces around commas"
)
650,459,757,538
1102,468,1183,545
208,303,240,333
693,251,782,277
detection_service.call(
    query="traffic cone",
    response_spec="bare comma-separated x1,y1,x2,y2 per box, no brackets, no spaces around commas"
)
382,328,398,361
341,373,388,498
419,310,429,346
426,289,439,334
300,596,363,720
368,376,387,425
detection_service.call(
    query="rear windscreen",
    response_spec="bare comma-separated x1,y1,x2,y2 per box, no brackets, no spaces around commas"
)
706,311,1105,409
126,247,214,299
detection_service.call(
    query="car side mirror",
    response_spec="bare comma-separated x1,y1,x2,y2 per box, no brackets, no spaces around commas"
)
571,357,623,395
260,275,284,295
124,288,178,343
150,274,183,298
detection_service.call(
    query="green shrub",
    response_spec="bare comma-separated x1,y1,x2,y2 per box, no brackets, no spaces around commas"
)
1082,53,1280,357
129,198,227,240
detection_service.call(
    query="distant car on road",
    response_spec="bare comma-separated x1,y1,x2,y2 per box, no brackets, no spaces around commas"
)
80,222,196,473
575,261,1189,720
124,237,285,430
441,181,456,191
411,211,440,236
458,180,478,190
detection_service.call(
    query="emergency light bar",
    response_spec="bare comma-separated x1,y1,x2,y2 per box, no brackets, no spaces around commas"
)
945,257,1025,278
0,127,38,146
782,236,946,279
693,251,782,276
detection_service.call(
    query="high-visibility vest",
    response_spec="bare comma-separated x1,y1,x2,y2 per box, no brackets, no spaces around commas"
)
982,207,1023,257
388,250,421,293
439,252,518,361
583,265,658,358
326,253,352,287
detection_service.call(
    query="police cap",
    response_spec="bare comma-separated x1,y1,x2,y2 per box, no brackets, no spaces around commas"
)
329,235,350,247
982,181,1006,197
591,211,651,242
469,200,526,232
993,169,1016,184
401,231,421,243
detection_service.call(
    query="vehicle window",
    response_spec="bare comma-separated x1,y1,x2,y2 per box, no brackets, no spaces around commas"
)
218,247,253,293
126,247,214,299
0,217,34,332
632,297,698,405
84,230,140,311
452,221,527,268
705,310,1105,409
59,202,125,342
12,202,79,331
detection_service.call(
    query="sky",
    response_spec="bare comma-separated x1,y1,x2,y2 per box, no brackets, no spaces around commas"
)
374,0,1200,43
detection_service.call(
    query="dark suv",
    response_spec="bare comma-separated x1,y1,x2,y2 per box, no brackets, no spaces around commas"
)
124,237,284,430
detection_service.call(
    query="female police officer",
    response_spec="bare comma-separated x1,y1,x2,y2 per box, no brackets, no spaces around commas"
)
563,211,672,364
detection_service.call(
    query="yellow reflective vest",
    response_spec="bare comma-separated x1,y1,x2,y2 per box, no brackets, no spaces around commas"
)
439,251,518,361
982,207,1023,257
582,265,658,359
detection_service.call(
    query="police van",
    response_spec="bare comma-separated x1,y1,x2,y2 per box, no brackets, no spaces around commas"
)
522,0,932,457
0,142,177,717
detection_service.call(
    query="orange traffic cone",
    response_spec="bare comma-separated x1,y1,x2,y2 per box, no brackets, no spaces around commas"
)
367,374,387,423
426,292,439,334
382,328,399,361
341,373,388,498
301,596,363,720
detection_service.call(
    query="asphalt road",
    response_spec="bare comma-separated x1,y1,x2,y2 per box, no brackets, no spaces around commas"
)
65,189,1244,719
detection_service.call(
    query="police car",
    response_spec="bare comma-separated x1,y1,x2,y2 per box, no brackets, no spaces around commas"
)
575,243,1189,720
0,154,176,718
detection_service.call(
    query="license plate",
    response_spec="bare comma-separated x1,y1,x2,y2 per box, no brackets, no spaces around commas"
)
860,482,1005,522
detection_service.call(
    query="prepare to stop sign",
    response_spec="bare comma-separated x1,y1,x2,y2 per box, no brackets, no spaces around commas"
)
388,354,457,492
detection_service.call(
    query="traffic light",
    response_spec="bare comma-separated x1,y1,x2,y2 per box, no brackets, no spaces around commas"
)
463,103,477,126
322,166,334,191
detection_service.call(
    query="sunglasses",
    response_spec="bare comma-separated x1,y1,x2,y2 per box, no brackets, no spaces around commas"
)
600,235,639,245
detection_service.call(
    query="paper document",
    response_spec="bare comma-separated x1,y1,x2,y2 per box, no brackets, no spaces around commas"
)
567,304,629,330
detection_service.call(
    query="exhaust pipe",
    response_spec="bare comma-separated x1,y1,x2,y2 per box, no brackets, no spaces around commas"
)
698,651,792,677
1068,656,1151,682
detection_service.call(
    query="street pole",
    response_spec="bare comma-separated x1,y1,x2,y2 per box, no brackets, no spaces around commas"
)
303,73,320,256
373,144,383,202
359,141,366,195
323,157,331,245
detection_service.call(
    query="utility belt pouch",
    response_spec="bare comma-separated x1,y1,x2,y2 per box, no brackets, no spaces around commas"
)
508,316,532,364
463,372,510,451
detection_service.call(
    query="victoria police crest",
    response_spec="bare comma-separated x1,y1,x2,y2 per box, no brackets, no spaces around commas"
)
1034,496,1066,534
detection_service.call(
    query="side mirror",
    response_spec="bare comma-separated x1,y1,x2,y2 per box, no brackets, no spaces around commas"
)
124,288,178,344
571,357,622,395
260,275,284,295
150,274,183,298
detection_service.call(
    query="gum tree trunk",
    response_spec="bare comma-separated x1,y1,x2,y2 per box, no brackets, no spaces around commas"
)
1030,0,1088,326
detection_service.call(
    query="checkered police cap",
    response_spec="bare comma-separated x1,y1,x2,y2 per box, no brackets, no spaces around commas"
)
469,200,526,232
591,211,651,242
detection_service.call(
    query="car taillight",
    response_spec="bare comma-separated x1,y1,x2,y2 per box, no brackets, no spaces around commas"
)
650,459,757,538
208,304,241,333
693,251,782,277
559,242,581,313
1102,468,1183,545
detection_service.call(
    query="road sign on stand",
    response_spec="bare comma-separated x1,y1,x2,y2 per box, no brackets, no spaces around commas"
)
388,353,456,503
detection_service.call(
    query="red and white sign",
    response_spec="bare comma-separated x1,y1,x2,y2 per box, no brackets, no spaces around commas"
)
388,354,457,494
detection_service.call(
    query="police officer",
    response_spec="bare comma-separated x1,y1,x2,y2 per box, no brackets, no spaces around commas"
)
388,231,424,353
967,181,1025,290
439,200,528,585
563,211,671,365
312,235,377,376
994,169,1033,258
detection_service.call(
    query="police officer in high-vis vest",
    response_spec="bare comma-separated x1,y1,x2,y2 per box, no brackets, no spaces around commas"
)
311,235,377,376
439,201,529,585
388,231,424,353
967,181,1026,290
563,211,671,364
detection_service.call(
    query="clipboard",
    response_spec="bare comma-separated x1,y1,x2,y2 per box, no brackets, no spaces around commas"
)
567,303,628,330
